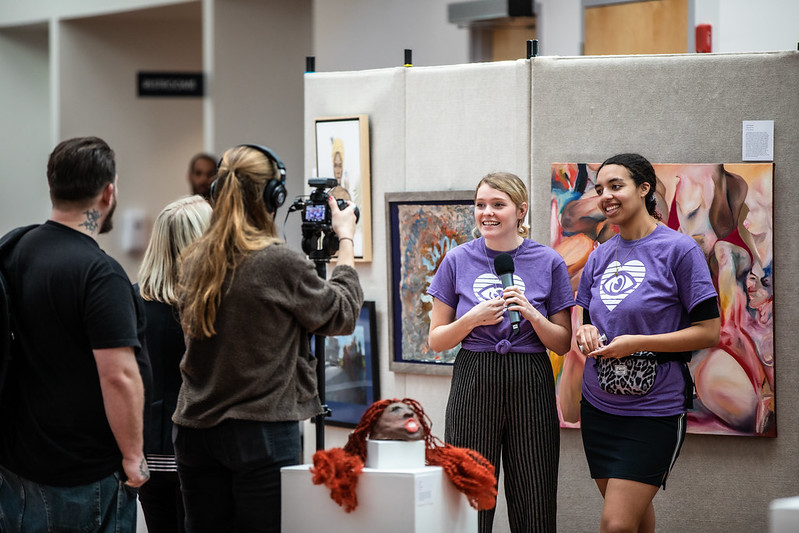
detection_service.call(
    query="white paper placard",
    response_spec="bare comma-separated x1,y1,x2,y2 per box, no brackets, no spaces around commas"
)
416,474,436,507
742,120,774,161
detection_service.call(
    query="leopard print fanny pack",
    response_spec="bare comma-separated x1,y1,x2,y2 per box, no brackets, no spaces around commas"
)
595,351,659,395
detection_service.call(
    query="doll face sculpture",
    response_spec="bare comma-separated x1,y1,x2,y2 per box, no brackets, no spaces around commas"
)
369,401,424,441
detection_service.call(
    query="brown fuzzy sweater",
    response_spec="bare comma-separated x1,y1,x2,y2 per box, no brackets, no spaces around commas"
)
173,243,363,428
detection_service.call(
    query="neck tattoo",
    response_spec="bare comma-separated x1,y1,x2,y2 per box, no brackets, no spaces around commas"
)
79,209,101,234
613,223,656,277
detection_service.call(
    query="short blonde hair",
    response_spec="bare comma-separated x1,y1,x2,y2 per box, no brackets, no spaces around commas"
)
138,195,212,305
473,172,530,238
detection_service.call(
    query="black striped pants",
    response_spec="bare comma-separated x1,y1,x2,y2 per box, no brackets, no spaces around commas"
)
445,349,559,533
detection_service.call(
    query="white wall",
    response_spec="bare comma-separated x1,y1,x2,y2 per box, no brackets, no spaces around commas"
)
211,0,312,251
57,4,204,277
0,24,52,233
0,0,191,27
715,0,799,53
537,0,582,56
312,0,468,72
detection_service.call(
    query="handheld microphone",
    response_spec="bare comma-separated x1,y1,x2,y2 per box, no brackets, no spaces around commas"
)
494,253,521,335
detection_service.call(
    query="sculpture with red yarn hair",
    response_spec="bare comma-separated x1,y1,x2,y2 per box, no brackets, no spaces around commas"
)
310,398,497,513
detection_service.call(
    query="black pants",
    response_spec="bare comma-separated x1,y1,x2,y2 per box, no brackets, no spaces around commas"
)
138,471,185,533
174,420,301,533
445,349,559,533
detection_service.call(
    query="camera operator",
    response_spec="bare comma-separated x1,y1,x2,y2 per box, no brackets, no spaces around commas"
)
172,144,363,533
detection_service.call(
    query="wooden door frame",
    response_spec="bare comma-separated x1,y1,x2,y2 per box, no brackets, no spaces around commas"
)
581,0,696,55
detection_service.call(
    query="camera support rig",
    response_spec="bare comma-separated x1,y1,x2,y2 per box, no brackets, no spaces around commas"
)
287,178,359,450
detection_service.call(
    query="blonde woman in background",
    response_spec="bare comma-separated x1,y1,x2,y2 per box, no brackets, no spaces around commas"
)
136,195,212,533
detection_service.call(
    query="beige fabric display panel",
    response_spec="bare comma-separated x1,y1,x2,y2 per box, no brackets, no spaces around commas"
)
531,51,799,533
405,60,531,191
302,67,406,459
304,67,405,272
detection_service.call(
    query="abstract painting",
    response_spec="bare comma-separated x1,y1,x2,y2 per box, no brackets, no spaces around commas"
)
550,162,774,437
386,191,475,374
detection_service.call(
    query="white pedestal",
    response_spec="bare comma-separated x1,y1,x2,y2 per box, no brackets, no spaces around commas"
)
769,496,799,533
282,444,477,533
364,438,425,469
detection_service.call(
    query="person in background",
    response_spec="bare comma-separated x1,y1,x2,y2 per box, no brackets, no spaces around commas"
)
428,172,573,533
173,144,363,533
0,136,149,533
186,153,216,200
575,153,720,533
136,195,212,533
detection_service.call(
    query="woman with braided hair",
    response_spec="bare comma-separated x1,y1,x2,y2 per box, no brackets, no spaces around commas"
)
311,398,497,513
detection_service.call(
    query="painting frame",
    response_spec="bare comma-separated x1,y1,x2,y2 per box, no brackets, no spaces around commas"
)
386,191,476,375
314,115,372,262
315,300,380,428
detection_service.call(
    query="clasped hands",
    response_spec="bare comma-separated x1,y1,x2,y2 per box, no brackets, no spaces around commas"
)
466,287,534,327
575,325,640,359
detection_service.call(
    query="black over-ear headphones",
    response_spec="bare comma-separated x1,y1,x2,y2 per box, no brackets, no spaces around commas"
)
210,144,287,213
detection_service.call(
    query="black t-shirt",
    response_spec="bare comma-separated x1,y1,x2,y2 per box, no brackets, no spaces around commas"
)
0,221,146,486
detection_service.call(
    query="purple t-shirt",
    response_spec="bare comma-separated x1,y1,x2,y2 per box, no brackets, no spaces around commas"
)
428,237,574,353
575,225,717,416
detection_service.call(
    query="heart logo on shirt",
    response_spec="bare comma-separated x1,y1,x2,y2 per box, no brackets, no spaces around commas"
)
599,260,646,311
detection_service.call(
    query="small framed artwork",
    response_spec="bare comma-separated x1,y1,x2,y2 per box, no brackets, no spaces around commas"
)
317,300,380,427
386,191,476,375
314,115,372,262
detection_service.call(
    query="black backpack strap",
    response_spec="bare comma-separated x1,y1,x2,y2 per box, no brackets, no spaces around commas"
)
0,224,40,255
0,224,40,397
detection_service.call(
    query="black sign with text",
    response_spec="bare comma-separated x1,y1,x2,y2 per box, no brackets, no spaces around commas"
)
137,72,204,97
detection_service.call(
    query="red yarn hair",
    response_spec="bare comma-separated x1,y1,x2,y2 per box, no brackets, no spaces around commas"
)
310,398,497,512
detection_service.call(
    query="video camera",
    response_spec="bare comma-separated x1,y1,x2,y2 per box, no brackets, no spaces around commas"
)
289,178,359,261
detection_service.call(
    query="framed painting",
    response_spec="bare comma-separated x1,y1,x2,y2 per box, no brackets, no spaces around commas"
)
315,301,380,428
550,162,775,437
386,191,476,375
314,115,372,261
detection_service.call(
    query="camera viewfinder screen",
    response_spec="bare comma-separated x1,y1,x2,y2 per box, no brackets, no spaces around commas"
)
305,204,326,222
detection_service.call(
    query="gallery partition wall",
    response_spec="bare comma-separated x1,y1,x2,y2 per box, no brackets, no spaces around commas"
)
304,50,799,532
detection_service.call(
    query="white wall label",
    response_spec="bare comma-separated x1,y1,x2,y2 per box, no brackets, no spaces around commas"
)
742,120,774,161
416,475,436,507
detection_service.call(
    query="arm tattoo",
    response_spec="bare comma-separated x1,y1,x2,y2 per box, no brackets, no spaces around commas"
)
79,209,101,233
139,458,150,479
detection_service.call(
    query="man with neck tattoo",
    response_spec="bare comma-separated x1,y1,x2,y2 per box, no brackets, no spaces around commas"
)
0,137,150,533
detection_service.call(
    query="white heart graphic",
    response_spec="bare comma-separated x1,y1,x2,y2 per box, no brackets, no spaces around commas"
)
599,260,646,311
472,273,526,302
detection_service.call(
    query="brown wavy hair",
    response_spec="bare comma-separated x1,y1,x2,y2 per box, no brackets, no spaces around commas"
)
310,398,497,513
178,145,282,338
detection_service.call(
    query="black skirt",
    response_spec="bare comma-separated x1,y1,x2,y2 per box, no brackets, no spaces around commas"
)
580,399,686,488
